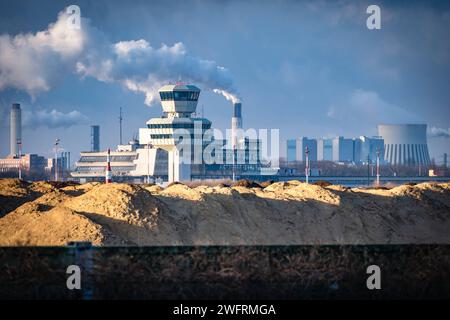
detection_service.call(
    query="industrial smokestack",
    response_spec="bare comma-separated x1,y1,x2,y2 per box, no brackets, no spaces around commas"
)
231,102,243,149
91,125,100,152
10,103,22,157
105,148,112,183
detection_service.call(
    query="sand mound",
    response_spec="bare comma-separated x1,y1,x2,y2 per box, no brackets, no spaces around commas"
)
0,178,449,246
160,183,204,201
64,183,161,227
0,205,121,246
0,179,37,217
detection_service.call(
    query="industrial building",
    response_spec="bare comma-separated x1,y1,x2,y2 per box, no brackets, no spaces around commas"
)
287,137,317,162
287,123,432,167
0,153,47,174
332,136,354,162
378,124,431,166
355,136,384,164
0,103,70,179
317,138,333,161
72,84,263,183
287,136,384,164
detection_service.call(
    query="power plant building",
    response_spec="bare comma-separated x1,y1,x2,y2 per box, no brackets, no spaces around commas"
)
378,124,431,166
317,138,333,161
355,136,384,164
286,137,317,162
288,136,385,164
332,137,354,162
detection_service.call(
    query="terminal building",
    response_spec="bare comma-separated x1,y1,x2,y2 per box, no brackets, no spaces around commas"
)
72,84,263,183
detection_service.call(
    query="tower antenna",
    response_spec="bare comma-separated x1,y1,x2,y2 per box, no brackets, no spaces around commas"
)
119,107,123,145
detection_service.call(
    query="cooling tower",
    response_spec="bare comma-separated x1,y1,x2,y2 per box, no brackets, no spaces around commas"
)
10,103,21,157
377,124,430,166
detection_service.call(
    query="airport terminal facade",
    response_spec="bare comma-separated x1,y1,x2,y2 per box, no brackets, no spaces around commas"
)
71,84,263,183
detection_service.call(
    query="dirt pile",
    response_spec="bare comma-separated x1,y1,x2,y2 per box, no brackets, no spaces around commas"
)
0,179,449,246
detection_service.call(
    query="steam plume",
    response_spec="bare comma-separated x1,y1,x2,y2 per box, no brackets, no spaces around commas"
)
0,10,240,106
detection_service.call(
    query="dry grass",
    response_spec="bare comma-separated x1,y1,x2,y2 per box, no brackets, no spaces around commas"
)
1,245,449,299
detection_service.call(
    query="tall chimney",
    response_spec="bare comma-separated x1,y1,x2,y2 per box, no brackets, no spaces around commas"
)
10,103,22,157
231,102,242,149
91,125,100,152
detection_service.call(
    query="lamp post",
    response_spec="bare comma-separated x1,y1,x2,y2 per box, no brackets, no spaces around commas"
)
17,139,22,180
54,138,60,181
305,146,310,184
376,148,380,186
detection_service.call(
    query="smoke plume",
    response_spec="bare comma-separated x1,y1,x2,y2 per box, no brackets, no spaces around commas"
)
0,10,240,106
428,126,450,139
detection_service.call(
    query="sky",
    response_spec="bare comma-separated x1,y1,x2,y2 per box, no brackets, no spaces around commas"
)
0,0,449,164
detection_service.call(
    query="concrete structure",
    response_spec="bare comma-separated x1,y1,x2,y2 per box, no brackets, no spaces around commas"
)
286,137,317,162
289,136,385,164
317,138,333,161
378,124,431,166
355,136,384,164
0,154,47,174
332,136,354,162
91,125,100,152
10,103,21,157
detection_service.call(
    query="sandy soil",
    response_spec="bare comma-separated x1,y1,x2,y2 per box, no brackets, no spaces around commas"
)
0,178,449,246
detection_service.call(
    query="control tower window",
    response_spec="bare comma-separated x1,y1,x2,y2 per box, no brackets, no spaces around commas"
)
160,91,174,101
173,91,188,101
188,91,199,100
160,90,199,101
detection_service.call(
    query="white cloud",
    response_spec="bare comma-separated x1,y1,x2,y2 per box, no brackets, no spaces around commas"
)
23,109,89,129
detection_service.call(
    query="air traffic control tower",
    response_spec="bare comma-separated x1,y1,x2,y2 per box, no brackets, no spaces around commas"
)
139,84,212,182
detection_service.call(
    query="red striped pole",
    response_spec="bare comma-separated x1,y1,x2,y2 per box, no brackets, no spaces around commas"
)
105,148,112,183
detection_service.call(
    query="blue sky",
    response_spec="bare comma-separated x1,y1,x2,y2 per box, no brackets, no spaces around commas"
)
0,0,449,163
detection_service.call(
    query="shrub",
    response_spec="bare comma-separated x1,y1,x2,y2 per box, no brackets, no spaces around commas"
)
259,180,275,188
313,180,332,187
233,179,262,188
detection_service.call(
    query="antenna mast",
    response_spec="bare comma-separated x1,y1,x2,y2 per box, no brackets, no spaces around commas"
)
119,107,123,145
